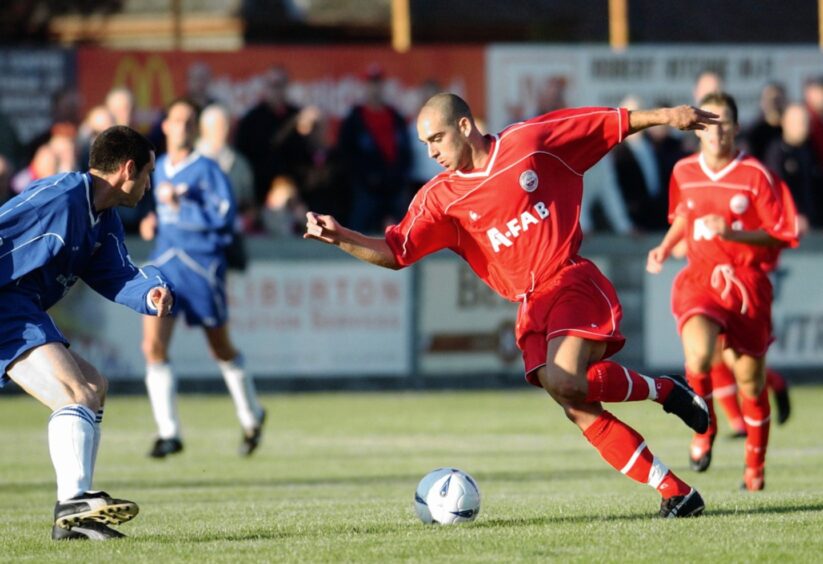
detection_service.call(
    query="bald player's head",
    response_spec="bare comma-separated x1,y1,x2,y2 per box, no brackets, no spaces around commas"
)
421,93,474,126
417,92,483,172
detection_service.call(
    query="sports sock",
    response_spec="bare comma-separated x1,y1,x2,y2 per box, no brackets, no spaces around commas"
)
741,388,771,469
90,407,104,480
48,404,96,502
145,362,181,439
766,369,787,393
585,361,673,403
686,369,718,439
710,363,744,433
583,411,691,498
218,354,264,432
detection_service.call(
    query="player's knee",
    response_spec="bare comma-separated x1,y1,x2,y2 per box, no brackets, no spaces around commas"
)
684,347,713,374
141,338,167,362
736,374,765,398
560,403,591,426
85,370,109,400
540,366,585,404
65,381,101,412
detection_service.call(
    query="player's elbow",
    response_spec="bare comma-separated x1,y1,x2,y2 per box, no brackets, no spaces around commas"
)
378,256,403,270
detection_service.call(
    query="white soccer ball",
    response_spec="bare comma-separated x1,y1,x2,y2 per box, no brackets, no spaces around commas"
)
414,467,481,524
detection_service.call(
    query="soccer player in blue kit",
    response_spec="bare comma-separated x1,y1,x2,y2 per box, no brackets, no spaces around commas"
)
140,97,265,458
0,125,175,540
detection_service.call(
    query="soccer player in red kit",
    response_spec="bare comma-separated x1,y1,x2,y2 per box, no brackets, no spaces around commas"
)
647,92,799,491
306,93,718,518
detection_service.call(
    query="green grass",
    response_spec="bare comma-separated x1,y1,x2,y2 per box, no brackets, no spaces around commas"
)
1,387,822,562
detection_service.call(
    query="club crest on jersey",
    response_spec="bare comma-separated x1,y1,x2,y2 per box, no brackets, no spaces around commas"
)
729,194,749,214
519,170,539,192
486,201,550,252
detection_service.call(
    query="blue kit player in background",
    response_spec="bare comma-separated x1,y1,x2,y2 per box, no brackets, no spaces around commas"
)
0,125,175,540
139,97,266,458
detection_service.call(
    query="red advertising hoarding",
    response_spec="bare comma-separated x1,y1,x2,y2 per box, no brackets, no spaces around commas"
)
76,46,485,132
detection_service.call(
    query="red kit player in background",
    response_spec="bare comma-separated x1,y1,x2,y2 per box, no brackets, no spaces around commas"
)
647,92,799,491
306,93,718,518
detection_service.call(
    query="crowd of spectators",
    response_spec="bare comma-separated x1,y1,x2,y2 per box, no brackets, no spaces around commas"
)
582,71,823,237
4,64,823,240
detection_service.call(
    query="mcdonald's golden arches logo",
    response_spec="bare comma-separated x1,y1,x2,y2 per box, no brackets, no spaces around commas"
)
112,55,175,110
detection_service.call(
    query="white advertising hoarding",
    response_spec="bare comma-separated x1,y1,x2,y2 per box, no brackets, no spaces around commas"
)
53,261,412,379
419,260,521,375
487,45,823,133
418,257,610,375
644,254,823,369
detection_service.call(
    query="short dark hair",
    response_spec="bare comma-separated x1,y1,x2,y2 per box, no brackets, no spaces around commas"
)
166,96,202,120
89,125,154,173
698,91,738,125
422,92,474,126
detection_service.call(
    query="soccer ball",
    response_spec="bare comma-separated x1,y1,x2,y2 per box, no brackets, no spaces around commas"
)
414,467,481,524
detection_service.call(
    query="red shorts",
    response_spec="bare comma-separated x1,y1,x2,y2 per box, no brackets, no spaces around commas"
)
519,258,625,387
672,263,773,357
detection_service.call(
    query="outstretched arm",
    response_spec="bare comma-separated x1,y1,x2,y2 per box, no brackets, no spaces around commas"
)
700,214,786,247
629,105,719,135
304,212,401,270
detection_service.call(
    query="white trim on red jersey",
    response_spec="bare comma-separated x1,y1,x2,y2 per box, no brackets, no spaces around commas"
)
454,135,501,179
698,151,744,182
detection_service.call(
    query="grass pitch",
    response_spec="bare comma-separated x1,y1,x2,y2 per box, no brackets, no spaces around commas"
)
1,386,822,562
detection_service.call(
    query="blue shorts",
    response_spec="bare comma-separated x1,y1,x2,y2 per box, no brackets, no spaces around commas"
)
0,292,69,386
148,249,228,328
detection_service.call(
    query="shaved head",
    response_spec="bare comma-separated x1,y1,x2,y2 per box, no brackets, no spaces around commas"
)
421,93,474,126
417,93,487,172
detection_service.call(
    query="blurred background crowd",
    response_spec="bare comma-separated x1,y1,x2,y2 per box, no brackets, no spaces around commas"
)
4,64,823,241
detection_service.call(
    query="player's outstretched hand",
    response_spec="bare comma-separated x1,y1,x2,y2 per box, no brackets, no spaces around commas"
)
149,286,174,316
700,213,729,239
304,211,342,245
668,105,719,131
646,245,669,274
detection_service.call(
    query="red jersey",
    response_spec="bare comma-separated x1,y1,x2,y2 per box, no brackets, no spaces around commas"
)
669,151,799,271
385,107,629,302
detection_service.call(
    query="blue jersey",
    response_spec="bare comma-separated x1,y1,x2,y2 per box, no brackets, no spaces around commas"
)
0,172,171,313
151,152,235,259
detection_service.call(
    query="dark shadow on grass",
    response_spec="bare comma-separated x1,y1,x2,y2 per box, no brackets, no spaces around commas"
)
473,501,823,529
122,501,823,544
0,467,612,494
698,502,823,518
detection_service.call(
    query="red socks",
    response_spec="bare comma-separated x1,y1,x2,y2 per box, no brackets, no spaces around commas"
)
741,388,771,469
583,411,691,498
585,361,674,403
710,362,745,434
686,369,718,439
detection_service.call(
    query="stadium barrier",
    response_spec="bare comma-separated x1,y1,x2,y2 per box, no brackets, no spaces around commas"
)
42,233,823,392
